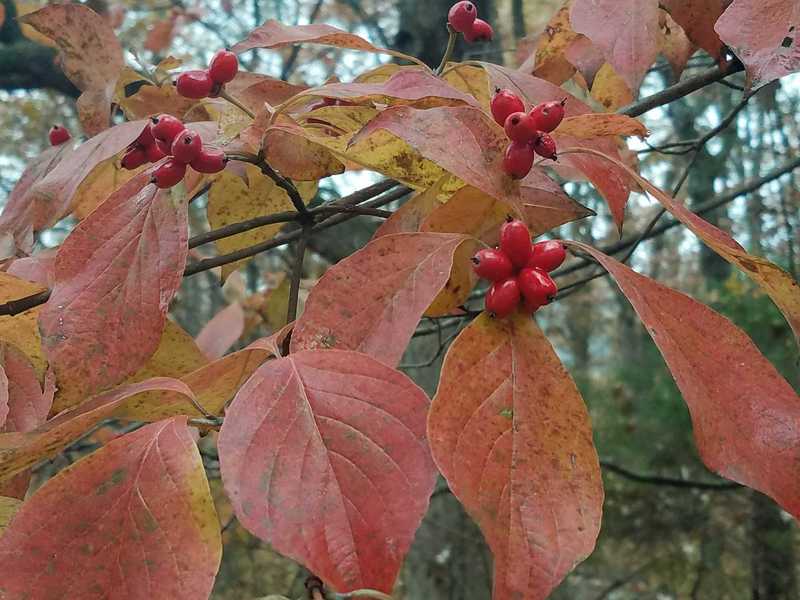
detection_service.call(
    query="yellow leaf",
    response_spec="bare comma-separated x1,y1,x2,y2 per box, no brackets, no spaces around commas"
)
0,273,46,378
207,166,299,280
443,64,492,110
590,63,634,112
15,1,56,48
72,156,147,219
0,496,22,533
531,2,580,85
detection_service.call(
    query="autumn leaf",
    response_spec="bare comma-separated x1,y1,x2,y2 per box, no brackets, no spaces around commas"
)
23,120,149,229
207,165,303,278
0,417,221,599
568,242,800,517
428,312,603,600
0,143,71,259
715,0,800,88
570,0,660,92
372,177,448,239
555,114,649,139
20,4,124,135
291,232,469,366
218,349,437,593
231,19,424,66
195,302,246,359
72,154,149,219
660,0,723,61
0,378,197,482
566,147,800,343
144,14,178,53
0,496,21,533
657,9,697,80
563,37,605,88
528,1,580,85
264,124,345,180
6,249,57,287
39,172,189,411
590,63,634,112
0,272,48,378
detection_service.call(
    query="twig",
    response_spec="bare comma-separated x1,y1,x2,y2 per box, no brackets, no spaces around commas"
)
286,224,310,324
0,289,51,317
435,27,458,76
600,461,741,490
228,152,309,216
218,88,255,119
281,0,325,81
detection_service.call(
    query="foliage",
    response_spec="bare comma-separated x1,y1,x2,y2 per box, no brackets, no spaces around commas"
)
0,1,799,599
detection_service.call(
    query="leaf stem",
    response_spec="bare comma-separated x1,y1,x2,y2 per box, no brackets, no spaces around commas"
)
218,88,255,119
286,224,310,325
435,26,458,76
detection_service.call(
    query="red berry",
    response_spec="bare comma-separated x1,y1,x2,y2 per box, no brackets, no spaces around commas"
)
528,240,566,272
145,141,167,163
517,267,557,312
150,114,185,143
171,130,203,164
208,50,239,85
464,18,493,42
190,148,227,174
152,159,187,189
504,112,538,143
499,219,532,267
121,146,148,170
176,70,214,99
471,248,514,282
491,89,525,127
502,142,534,179
532,133,557,160
134,124,154,147
485,277,521,319
529,99,566,133
447,1,477,33
48,125,71,146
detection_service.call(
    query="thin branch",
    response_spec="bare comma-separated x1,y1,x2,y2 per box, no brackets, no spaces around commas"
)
286,225,310,324
281,0,324,81
435,27,458,76
228,152,309,216
600,461,741,490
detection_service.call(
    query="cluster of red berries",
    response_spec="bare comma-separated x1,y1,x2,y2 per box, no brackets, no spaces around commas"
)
121,114,226,188
48,125,71,146
490,89,566,179
472,219,566,318
447,1,493,42
176,50,239,100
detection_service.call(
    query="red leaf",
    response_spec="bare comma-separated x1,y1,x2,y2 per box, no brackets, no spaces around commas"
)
661,0,725,60
479,63,632,230
570,0,660,92
564,36,605,87
0,417,221,599
39,171,188,408
0,144,71,258
428,312,603,600
0,378,197,483
567,242,800,517
300,69,479,109
195,302,245,360
144,15,177,53
231,19,423,66
218,349,437,593
715,0,800,87
372,181,445,239
20,5,124,135
6,249,57,287
24,120,149,229
291,232,468,366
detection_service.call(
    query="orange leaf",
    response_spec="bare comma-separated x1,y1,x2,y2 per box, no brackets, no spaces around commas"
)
20,5,124,135
218,349,437,593
555,113,649,139
39,172,188,410
429,312,603,600
291,233,469,366
568,242,800,516
661,0,726,61
0,417,221,598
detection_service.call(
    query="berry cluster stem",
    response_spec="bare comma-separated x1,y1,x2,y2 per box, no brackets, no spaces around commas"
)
435,26,458,76
218,88,256,119
226,151,310,217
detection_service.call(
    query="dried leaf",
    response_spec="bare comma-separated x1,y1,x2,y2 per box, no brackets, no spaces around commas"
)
531,2,580,84
657,9,699,80
20,5,124,135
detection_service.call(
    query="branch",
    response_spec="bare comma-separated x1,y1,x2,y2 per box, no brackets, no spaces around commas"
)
600,460,741,491
286,224,310,324
618,60,744,118
281,0,324,81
